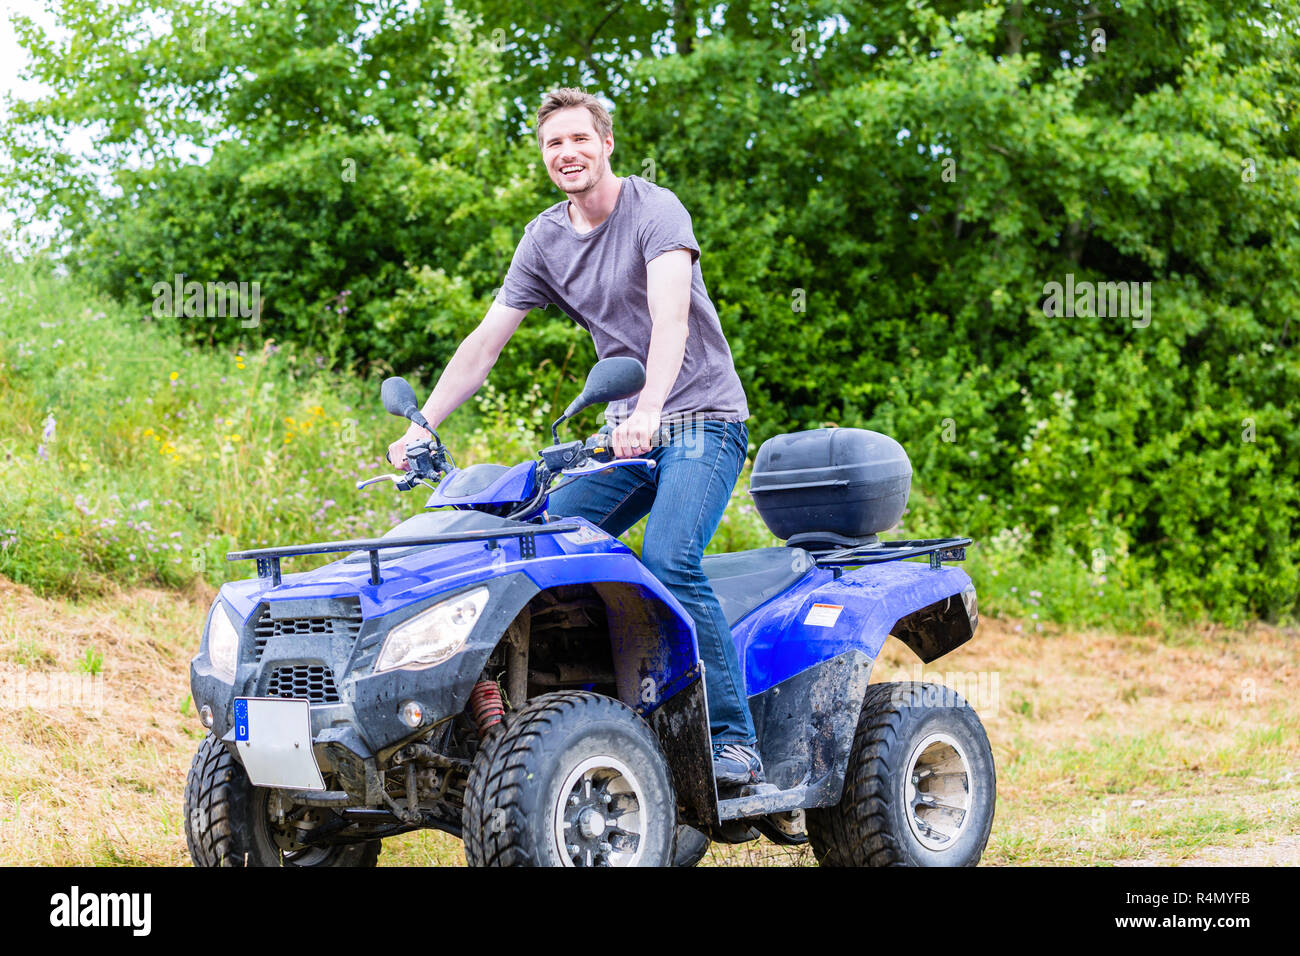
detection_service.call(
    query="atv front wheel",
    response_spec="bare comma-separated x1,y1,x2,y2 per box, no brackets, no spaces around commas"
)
463,691,677,867
806,682,995,867
673,825,711,867
184,733,381,867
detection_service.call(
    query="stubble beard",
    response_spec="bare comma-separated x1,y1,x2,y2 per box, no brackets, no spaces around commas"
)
556,156,607,196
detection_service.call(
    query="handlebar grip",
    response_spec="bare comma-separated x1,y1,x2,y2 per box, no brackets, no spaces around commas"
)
584,425,672,463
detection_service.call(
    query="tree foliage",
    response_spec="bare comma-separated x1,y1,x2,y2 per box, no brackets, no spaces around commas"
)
3,0,1299,620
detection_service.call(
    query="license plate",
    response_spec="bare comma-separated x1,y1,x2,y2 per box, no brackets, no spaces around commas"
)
234,697,326,791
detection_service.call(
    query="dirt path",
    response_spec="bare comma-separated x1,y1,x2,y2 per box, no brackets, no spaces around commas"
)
0,576,1295,866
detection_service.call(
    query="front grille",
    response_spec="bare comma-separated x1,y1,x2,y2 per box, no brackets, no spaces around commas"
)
265,664,341,703
251,599,363,662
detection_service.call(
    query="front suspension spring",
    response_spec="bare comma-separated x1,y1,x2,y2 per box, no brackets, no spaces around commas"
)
469,680,505,737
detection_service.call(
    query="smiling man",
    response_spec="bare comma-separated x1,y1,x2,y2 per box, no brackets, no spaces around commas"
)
388,88,762,787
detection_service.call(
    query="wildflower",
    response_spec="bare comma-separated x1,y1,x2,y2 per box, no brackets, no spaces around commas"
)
170,371,180,381
42,414,57,442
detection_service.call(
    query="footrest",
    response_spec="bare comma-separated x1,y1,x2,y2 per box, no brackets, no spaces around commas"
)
717,784,811,821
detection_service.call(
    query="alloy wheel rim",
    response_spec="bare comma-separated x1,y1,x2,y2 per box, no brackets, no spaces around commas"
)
552,755,647,867
902,732,974,851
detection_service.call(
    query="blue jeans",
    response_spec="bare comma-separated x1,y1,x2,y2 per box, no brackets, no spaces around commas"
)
547,420,757,746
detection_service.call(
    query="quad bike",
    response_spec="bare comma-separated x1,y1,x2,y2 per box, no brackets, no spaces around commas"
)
184,357,994,867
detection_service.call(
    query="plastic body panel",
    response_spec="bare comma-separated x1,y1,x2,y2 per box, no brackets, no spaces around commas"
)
422,460,537,509
731,559,975,696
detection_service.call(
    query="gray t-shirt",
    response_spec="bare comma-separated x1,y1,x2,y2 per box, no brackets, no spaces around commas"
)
498,175,749,426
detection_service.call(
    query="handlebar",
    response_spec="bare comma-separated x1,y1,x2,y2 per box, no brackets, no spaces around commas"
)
369,426,672,497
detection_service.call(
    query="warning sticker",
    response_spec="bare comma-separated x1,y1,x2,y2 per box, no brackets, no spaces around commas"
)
562,526,610,546
804,603,843,627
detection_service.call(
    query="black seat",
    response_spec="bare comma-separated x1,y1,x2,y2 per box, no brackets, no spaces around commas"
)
700,547,815,626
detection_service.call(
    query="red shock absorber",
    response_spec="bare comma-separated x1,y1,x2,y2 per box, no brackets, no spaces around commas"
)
469,680,505,737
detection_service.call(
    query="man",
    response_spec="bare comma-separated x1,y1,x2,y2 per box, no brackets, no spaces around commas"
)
387,88,763,787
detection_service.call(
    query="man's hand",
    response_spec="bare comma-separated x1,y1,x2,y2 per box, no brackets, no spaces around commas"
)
387,427,430,472
612,407,660,458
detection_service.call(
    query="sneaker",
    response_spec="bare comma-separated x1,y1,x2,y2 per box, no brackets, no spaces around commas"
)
712,743,765,787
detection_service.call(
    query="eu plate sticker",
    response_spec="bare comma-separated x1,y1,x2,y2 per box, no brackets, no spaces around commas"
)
804,603,843,627
234,698,250,741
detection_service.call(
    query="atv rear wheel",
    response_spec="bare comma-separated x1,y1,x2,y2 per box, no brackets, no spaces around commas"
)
806,682,995,867
463,691,677,867
184,733,381,867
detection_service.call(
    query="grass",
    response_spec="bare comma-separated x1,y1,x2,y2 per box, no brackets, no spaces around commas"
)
0,574,1294,866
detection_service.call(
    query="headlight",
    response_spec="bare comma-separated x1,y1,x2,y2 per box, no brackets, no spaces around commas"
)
207,602,240,681
375,587,489,674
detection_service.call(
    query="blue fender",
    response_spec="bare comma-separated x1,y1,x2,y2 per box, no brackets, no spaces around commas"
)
218,516,701,720
734,560,976,695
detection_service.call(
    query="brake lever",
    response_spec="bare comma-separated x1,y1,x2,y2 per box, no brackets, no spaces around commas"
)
358,473,408,489
561,458,657,478
356,473,421,491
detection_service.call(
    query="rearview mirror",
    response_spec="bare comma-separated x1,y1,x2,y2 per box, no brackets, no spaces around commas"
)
381,376,431,432
563,357,646,419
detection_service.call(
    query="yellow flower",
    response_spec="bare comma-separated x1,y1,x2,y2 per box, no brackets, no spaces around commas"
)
143,428,154,437
284,416,295,426
169,371,180,381
309,405,324,417
284,437,292,444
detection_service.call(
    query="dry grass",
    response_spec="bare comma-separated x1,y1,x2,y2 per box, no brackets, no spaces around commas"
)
0,576,1295,866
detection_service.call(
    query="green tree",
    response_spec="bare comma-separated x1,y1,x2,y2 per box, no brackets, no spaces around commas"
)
3,1,1298,620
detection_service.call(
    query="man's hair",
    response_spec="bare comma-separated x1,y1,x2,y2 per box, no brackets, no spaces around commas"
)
535,88,613,149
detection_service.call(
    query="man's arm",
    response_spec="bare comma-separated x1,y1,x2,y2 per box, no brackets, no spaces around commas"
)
388,299,529,468
612,248,693,457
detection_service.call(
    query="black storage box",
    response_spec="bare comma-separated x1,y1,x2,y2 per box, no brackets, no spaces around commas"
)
750,428,912,547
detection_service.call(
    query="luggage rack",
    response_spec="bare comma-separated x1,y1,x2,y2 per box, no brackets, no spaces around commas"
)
228,522,582,587
812,537,972,572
